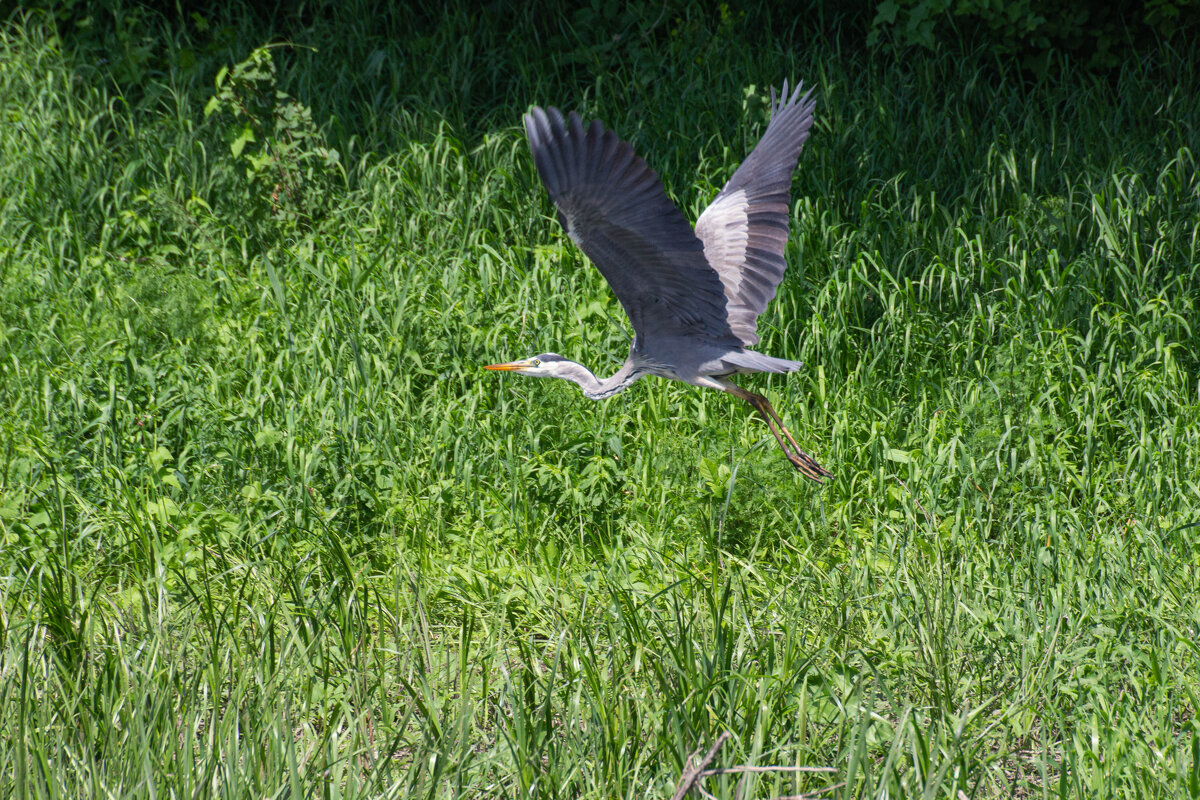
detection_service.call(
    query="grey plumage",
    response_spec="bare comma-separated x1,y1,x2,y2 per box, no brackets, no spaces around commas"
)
523,106,734,343
696,81,817,346
487,82,832,482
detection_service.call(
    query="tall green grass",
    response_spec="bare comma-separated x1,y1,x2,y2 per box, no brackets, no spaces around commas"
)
2,4,1199,798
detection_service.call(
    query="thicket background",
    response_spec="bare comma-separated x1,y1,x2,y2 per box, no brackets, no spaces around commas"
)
2,1,1199,798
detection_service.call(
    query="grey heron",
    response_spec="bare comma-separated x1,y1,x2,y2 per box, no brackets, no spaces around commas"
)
487,81,832,483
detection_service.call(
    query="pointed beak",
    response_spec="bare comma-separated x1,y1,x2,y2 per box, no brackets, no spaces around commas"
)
483,359,532,371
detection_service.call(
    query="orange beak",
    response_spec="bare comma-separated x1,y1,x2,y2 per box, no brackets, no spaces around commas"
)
483,360,531,371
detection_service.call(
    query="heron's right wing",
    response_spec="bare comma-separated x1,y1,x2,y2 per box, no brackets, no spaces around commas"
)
694,82,816,346
524,107,737,345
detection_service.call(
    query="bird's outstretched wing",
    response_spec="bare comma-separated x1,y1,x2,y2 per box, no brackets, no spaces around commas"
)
524,107,738,345
693,82,816,346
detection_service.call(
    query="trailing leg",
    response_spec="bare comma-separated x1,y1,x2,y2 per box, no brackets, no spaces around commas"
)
719,379,833,483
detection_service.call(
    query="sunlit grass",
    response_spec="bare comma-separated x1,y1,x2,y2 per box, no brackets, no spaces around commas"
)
1,4,1199,798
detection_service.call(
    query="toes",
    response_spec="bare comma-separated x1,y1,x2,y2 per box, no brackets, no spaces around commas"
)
790,452,832,483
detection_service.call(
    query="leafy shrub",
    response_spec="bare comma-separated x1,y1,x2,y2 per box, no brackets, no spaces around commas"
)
204,45,343,227
869,0,1200,68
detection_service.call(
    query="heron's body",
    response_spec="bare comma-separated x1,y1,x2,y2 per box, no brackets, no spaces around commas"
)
487,82,833,482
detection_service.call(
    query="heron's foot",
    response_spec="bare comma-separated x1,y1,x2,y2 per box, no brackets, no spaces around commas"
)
777,424,833,483
781,441,833,483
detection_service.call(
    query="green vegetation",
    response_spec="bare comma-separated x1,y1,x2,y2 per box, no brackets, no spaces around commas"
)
868,0,1200,68
2,3,1199,798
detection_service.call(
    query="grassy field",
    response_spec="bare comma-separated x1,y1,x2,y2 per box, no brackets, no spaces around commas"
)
2,3,1199,798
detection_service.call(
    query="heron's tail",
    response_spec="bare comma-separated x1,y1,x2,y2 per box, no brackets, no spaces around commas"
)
720,350,803,375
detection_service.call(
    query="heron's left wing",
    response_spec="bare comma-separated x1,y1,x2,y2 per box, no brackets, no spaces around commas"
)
694,81,816,346
524,107,737,345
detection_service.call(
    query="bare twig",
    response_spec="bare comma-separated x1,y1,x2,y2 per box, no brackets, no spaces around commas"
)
669,734,837,800
701,765,837,776
776,781,846,799
671,733,732,800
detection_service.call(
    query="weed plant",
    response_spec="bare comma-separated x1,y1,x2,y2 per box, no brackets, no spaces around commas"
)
1,3,1199,798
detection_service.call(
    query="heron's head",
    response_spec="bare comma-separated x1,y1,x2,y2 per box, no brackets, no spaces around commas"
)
483,353,572,378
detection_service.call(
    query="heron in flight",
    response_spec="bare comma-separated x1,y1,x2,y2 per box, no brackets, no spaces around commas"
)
486,82,832,483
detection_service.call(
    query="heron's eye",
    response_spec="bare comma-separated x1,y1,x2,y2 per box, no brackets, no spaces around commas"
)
531,358,541,366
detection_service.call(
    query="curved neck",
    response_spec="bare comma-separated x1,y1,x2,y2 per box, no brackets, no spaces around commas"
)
556,358,644,400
